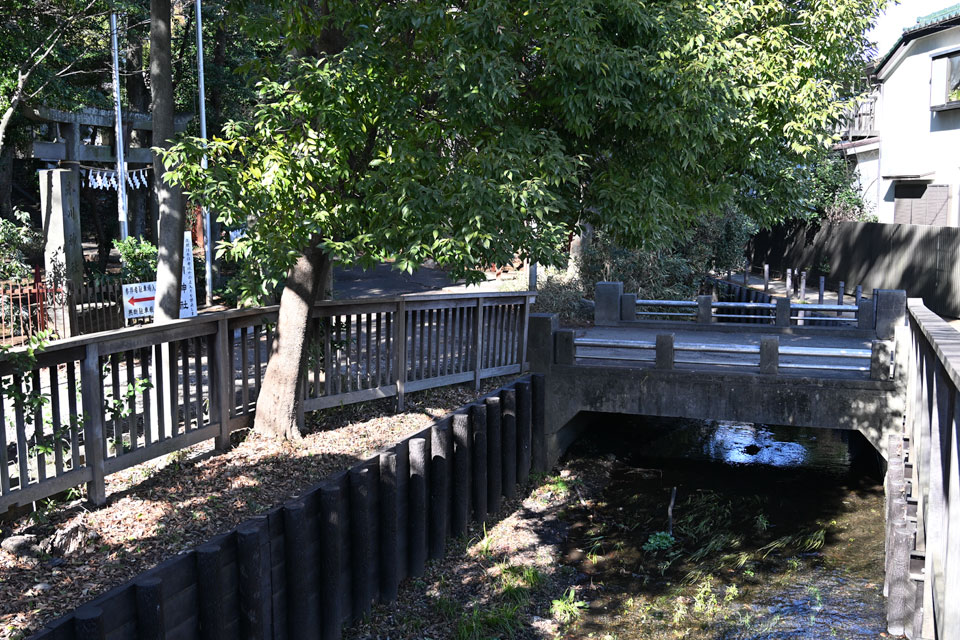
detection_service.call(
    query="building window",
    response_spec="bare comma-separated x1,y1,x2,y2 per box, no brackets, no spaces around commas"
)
932,52,960,109
951,53,960,102
893,183,950,226
930,51,960,111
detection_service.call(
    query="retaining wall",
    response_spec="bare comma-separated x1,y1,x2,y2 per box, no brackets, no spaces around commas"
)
27,375,547,640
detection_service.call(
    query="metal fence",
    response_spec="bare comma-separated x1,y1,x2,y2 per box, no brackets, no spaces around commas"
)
0,272,71,347
0,290,533,514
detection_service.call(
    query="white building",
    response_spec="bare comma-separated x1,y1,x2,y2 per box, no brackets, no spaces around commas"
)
841,5,960,225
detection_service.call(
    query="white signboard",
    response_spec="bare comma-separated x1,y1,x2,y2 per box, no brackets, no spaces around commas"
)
122,281,156,319
122,233,198,320
179,235,198,318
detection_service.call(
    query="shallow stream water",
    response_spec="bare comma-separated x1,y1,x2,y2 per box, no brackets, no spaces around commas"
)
561,417,888,639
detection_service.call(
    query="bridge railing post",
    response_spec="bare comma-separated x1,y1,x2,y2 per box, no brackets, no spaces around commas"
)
870,340,893,381
696,295,713,324
554,329,575,365
595,282,623,326
655,334,674,370
620,293,637,322
528,313,558,374
775,297,791,327
875,290,907,340
858,299,875,331
759,336,779,375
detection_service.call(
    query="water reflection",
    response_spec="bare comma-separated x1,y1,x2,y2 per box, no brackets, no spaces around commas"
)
705,423,808,467
626,419,856,476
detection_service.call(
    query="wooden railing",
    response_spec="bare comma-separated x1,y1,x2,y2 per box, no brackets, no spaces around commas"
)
0,291,533,514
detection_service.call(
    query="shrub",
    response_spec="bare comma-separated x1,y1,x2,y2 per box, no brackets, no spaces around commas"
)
114,236,158,283
531,269,591,324
0,209,41,280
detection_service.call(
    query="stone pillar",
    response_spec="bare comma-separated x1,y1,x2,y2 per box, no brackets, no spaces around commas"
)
527,313,558,374
858,299,875,331
871,340,893,381
875,290,907,340
620,293,637,322
40,169,84,338
775,297,792,327
759,336,779,375
40,169,84,287
697,295,713,324
655,334,674,370
554,329,575,365
594,281,623,326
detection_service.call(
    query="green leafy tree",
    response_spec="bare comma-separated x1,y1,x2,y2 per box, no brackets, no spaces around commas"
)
0,0,112,155
164,0,885,438
804,150,873,222
0,209,42,280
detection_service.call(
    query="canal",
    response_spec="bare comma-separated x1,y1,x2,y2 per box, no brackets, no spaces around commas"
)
561,417,887,639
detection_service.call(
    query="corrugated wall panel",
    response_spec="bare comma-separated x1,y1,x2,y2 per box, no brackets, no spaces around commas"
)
750,221,960,318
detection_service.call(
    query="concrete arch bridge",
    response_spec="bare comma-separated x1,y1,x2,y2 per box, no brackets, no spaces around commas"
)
529,281,957,640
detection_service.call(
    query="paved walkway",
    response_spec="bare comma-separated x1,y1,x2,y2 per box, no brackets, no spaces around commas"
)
574,325,874,379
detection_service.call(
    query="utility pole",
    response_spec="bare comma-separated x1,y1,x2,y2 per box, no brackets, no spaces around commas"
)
110,12,128,240
195,0,213,305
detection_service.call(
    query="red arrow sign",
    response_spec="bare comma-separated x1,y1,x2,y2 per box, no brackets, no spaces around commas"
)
128,295,155,305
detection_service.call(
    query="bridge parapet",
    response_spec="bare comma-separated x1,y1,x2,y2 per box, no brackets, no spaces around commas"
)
594,280,906,339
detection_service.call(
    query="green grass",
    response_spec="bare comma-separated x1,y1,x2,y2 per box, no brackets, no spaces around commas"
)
453,604,523,640
551,587,587,624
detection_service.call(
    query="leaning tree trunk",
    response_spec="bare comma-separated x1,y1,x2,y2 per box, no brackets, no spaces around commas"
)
254,243,331,439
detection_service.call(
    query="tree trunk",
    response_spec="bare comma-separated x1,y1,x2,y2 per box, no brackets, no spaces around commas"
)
254,243,331,439
151,0,185,322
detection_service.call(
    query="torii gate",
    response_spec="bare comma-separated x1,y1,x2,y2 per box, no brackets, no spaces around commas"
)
24,105,191,290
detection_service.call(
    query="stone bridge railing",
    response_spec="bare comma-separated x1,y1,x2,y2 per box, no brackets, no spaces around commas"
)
530,282,958,640
593,281,907,339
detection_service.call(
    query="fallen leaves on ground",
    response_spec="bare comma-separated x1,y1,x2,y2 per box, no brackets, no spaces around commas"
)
0,380,509,640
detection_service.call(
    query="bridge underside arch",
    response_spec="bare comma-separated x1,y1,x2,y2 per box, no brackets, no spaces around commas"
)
543,365,904,467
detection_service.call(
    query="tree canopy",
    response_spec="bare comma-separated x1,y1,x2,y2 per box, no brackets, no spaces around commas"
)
166,0,883,302
161,0,884,437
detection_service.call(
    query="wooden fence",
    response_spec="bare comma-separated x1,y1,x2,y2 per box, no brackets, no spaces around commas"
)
27,374,547,640
0,291,533,514
749,221,960,318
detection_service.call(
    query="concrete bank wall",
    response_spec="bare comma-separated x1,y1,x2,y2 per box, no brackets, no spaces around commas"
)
28,377,547,640
540,364,903,465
